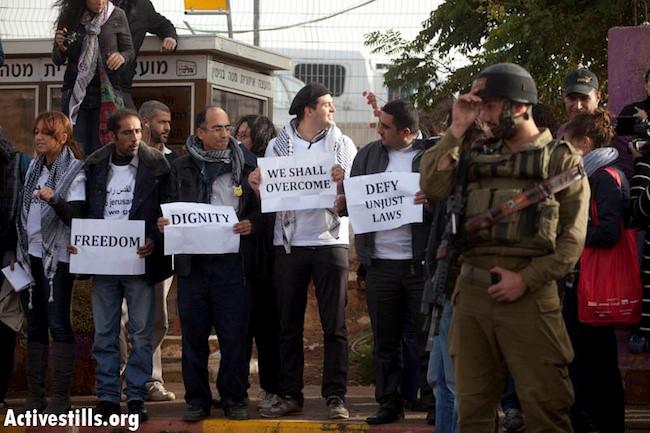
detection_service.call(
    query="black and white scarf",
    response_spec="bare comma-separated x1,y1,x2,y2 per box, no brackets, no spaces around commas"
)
185,134,245,203
16,147,83,308
273,120,355,253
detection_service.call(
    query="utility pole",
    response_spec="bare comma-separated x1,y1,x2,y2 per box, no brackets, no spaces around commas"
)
253,0,260,46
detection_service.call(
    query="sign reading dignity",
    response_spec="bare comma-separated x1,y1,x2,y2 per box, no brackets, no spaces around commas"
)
257,152,337,213
161,202,240,255
344,172,423,234
70,219,145,275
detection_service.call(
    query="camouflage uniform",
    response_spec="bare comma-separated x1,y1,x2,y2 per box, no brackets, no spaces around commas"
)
420,128,589,433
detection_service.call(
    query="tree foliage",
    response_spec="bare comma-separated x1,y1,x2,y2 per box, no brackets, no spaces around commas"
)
365,0,640,114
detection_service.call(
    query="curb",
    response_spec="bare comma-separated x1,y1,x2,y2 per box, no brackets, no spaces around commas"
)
0,418,435,433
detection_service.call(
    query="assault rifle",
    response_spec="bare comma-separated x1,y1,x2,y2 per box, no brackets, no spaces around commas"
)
421,143,471,340
422,145,586,340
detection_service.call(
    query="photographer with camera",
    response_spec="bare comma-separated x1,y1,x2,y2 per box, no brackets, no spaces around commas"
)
622,69,650,354
53,0,134,156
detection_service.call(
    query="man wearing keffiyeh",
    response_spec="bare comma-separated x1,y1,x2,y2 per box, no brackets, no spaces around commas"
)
158,106,259,422
250,83,357,420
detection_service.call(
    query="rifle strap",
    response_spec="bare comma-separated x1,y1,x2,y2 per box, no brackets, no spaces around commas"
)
464,163,586,233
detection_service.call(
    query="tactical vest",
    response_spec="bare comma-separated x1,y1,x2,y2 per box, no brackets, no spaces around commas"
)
464,138,566,257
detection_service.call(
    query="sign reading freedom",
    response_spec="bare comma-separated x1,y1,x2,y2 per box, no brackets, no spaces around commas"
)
70,219,145,275
257,152,337,213
344,172,422,234
161,202,240,255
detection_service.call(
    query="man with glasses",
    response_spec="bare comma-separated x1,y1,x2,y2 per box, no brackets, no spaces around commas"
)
158,105,259,421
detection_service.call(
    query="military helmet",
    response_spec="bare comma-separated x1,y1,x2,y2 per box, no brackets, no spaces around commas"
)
476,63,538,105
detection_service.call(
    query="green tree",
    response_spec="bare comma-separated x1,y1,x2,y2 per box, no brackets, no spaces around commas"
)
366,0,638,114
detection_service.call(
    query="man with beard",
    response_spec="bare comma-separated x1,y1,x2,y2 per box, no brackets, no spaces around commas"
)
420,63,589,432
118,100,177,402
83,109,171,421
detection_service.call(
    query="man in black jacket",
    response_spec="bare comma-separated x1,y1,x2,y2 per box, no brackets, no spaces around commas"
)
112,0,178,108
83,109,171,421
342,99,432,424
159,106,259,422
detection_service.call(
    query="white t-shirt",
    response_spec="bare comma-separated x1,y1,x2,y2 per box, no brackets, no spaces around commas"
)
211,173,240,212
104,162,137,220
373,146,419,260
266,134,350,247
27,166,86,262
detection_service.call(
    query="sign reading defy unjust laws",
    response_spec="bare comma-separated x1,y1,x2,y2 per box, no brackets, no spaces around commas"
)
70,219,145,275
161,202,240,255
344,172,422,234
257,152,337,213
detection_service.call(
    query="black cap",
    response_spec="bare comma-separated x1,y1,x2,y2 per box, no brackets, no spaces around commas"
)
564,68,598,96
289,82,331,115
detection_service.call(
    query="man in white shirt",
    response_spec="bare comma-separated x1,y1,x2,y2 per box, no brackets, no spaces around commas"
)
83,109,171,422
250,83,357,420
343,99,433,425
118,100,177,402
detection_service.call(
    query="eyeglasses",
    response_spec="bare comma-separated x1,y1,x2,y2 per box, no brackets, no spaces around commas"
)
202,124,231,133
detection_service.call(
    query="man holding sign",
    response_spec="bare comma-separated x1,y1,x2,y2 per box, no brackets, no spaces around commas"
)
341,100,434,424
82,109,171,422
250,83,356,420
158,105,258,422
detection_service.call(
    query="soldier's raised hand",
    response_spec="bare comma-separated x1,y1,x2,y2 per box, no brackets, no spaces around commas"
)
449,80,484,139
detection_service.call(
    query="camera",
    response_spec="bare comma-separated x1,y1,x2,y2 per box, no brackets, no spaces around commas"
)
63,31,80,48
616,115,650,137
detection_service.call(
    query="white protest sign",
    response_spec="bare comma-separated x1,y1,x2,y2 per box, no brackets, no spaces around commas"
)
344,172,423,234
69,219,145,275
257,152,337,213
1,264,33,292
161,202,240,255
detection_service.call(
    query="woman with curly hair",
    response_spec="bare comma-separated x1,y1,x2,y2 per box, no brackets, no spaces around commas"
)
52,0,134,155
14,112,86,414
562,108,626,433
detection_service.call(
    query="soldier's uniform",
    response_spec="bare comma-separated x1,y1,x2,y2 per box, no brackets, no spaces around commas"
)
420,67,589,432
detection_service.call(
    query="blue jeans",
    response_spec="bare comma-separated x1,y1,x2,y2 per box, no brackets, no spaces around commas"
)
92,275,154,403
427,301,458,433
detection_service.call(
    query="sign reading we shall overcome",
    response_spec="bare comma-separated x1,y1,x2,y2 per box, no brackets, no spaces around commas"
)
257,152,337,213
161,202,239,255
344,172,423,234
70,219,145,275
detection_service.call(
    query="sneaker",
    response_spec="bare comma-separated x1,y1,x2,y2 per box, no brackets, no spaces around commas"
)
146,383,176,401
629,334,647,354
259,396,302,418
257,391,278,411
127,400,148,422
223,400,249,420
326,396,349,420
95,400,121,420
503,408,526,433
183,404,210,422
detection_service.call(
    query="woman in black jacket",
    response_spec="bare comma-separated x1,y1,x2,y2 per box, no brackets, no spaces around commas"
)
562,109,626,433
53,0,134,155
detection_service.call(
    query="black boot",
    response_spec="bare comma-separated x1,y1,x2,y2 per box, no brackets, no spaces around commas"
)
45,342,75,414
24,342,48,412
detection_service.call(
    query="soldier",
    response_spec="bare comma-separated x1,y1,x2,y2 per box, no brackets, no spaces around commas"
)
420,63,589,432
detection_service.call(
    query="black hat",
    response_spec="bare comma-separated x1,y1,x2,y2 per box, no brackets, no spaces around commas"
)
564,68,598,96
476,63,538,105
289,82,331,115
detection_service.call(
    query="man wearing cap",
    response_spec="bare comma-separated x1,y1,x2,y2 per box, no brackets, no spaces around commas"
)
556,68,600,139
420,63,589,432
249,82,357,420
